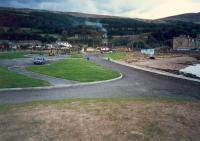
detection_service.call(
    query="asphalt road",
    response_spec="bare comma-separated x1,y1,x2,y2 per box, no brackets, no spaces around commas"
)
0,54,200,104
0,55,69,67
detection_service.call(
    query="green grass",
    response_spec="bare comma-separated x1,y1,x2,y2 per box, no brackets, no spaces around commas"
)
0,96,197,111
0,51,28,59
0,51,46,59
0,67,50,88
70,53,84,58
27,59,120,82
106,52,127,60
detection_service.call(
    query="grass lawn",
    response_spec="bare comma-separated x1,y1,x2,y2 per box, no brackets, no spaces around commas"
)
0,51,46,59
0,97,199,141
70,53,84,58
27,59,120,82
106,52,127,60
0,67,50,88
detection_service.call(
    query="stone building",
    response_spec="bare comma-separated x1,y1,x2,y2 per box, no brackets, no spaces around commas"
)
173,35,200,50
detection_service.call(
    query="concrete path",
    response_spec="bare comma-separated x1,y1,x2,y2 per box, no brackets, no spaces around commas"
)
0,54,200,104
8,66,77,86
0,55,78,86
0,58,33,67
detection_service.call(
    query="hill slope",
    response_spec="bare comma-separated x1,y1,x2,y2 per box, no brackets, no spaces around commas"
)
0,7,156,39
158,12,200,24
0,7,200,48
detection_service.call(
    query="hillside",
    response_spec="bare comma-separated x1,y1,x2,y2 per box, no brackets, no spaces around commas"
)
0,7,200,48
0,7,156,40
66,12,126,19
158,12,200,24
0,7,147,29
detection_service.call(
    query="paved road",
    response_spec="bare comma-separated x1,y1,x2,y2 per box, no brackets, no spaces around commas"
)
0,55,69,67
0,54,200,104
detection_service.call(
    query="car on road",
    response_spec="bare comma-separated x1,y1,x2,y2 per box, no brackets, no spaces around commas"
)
33,56,46,65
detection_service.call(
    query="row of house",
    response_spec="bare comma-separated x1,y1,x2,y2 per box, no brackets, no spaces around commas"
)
1,35,200,52
0,40,42,50
0,40,73,50
173,35,200,50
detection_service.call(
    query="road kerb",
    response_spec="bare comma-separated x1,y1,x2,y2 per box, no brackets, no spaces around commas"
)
109,59,200,83
0,73,123,92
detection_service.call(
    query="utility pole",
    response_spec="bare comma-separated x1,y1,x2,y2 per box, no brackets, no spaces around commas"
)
93,39,94,48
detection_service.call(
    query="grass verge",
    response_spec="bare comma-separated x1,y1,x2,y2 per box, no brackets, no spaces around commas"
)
0,97,199,141
106,52,127,60
0,51,46,59
26,59,120,82
70,53,84,58
0,67,50,88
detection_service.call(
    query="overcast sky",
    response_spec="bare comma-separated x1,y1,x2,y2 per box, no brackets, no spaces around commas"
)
0,0,200,19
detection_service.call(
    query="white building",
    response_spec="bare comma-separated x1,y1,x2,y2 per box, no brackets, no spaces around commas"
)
56,41,72,48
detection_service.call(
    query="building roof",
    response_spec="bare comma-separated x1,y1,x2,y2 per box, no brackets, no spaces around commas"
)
56,41,72,48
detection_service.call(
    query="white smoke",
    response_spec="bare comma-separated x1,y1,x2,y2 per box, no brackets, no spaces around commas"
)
84,21,107,33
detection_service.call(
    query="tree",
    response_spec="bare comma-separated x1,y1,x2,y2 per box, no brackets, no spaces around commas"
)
133,41,145,49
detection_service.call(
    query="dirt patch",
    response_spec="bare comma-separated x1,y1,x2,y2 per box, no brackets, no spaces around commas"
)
134,57,198,71
123,52,200,78
124,52,186,64
0,100,199,141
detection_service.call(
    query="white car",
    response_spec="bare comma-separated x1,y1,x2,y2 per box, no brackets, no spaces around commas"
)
33,56,45,65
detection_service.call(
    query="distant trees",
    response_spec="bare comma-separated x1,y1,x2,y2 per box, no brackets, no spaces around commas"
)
128,41,146,49
151,22,200,46
0,27,5,33
41,35,57,43
111,37,128,46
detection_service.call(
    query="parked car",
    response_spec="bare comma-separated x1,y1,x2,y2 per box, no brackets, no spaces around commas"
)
33,56,45,65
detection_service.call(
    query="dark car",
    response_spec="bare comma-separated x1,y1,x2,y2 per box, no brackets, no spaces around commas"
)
33,56,45,65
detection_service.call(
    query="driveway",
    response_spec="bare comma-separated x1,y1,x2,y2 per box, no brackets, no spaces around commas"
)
0,54,200,104
8,66,77,86
0,55,69,67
